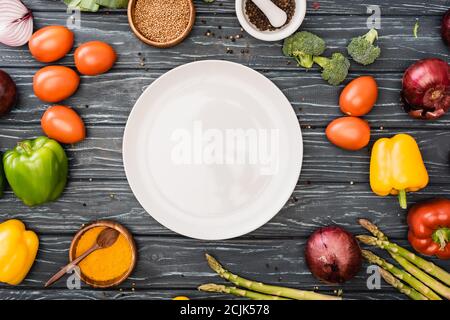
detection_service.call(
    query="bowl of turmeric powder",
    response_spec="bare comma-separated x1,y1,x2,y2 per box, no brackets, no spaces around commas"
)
69,220,137,288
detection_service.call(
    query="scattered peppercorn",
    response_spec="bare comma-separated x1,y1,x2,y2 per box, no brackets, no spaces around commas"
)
245,0,295,31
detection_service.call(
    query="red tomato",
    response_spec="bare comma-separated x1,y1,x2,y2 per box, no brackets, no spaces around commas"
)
33,66,80,103
74,41,117,76
339,76,378,116
41,105,85,144
326,117,370,151
28,26,74,63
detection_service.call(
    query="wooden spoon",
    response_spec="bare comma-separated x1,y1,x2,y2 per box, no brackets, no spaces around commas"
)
45,227,120,288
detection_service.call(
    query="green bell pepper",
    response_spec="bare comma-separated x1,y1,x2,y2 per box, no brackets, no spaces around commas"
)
3,137,68,206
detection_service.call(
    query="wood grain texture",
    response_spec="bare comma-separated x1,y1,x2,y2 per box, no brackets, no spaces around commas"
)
0,288,409,300
0,14,447,73
3,68,450,129
26,0,450,16
1,126,449,183
1,236,446,294
0,181,449,238
0,0,448,300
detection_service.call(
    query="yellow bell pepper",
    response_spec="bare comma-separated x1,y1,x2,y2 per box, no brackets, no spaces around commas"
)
0,219,39,285
370,134,429,209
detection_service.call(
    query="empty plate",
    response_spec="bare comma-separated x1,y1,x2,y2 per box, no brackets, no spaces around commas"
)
123,60,302,240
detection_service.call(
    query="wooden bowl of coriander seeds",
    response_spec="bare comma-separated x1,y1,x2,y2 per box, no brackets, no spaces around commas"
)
128,0,196,48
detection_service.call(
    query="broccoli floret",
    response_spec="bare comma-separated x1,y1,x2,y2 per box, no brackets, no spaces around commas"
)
313,53,350,86
347,29,381,65
282,31,326,68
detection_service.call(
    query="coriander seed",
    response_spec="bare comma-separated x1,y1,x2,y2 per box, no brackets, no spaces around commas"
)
133,0,191,44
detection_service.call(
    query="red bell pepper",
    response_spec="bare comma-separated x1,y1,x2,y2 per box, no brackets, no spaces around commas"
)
407,198,450,260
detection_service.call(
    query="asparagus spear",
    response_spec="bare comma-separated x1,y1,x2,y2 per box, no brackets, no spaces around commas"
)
205,254,341,300
362,250,441,300
389,252,450,300
378,267,428,300
199,284,291,300
356,235,450,286
359,219,442,300
358,219,388,241
358,219,450,299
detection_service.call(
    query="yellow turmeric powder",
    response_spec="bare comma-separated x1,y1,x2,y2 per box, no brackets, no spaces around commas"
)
75,227,132,282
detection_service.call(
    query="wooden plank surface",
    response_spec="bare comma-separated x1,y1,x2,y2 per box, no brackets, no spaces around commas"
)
0,288,408,300
1,126,449,183
1,237,444,294
0,14,447,73
26,0,450,16
0,0,449,300
2,181,449,238
3,68,450,129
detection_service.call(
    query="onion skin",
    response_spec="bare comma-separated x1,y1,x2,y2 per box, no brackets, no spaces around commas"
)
442,9,450,45
0,0,33,47
0,70,17,115
401,58,450,120
305,226,362,284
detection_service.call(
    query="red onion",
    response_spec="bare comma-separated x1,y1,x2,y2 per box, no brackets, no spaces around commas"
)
402,58,450,120
0,0,33,47
0,69,17,115
305,226,362,284
442,9,450,45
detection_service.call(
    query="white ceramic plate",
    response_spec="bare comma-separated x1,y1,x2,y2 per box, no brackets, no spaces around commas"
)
123,60,302,240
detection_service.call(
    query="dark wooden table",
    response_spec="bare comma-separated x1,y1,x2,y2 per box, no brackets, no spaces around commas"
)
0,0,449,300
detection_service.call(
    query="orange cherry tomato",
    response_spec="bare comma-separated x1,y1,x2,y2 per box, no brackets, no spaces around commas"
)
339,76,378,116
41,105,85,144
326,117,370,151
33,66,80,103
28,26,74,63
74,41,117,76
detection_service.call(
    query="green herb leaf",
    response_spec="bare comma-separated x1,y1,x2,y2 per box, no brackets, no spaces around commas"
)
203,0,215,3
95,0,129,8
64,0,129,11
79,0,100,11
64,0,82,7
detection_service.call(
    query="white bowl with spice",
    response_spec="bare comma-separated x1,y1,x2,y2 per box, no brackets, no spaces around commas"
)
236,0,306,41
128,0,195,48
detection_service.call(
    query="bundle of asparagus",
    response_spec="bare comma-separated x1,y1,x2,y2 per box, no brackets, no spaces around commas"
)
357,219,450,300
198,254,342,300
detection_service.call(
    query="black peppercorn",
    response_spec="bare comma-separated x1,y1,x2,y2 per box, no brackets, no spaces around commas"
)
245,0,296,31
